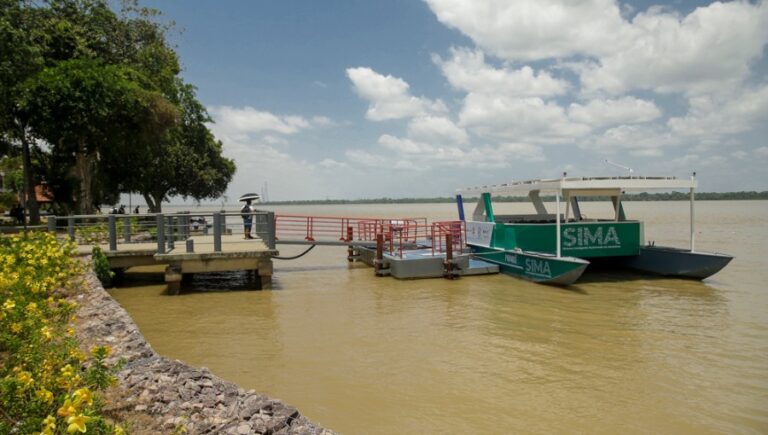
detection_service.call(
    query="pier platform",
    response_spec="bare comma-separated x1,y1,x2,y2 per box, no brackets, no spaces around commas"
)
355,246,498,279
76,234,277,294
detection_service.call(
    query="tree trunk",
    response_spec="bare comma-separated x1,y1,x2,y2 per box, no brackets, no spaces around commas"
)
143,192,164,213
75,139,94,214
21,131,40,225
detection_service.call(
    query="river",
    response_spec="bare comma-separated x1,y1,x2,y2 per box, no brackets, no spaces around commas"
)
108,200,768,434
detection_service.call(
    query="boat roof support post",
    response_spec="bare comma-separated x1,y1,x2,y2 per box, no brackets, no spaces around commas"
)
690,173,696,252
564,191,571,222
611,194,626,222
529,190,548,215
472,196,486,221
456,194,465,221
482,192,496,223
556,189,561,258
571,196,582,222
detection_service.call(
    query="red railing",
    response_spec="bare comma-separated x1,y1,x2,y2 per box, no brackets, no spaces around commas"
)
274,214,428,244
431,221,465,255
274,214,465,259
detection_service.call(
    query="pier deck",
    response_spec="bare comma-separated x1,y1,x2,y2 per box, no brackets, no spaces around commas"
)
76,234,277,294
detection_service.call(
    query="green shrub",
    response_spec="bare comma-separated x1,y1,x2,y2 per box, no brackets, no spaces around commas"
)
91,247,114,287
0,233,124,434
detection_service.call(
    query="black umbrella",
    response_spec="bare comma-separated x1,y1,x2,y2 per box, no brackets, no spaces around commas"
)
239,193,260,202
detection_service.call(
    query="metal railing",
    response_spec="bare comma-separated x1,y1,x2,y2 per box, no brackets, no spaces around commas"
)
430,221,465,256
46,210,276,254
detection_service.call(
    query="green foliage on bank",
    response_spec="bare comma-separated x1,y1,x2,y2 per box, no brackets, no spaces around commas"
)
0,232,123,434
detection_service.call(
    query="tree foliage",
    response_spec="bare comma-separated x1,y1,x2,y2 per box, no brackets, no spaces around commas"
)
0,0,235,215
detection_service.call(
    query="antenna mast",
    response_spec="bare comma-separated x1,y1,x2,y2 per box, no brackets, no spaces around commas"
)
604,159,634,175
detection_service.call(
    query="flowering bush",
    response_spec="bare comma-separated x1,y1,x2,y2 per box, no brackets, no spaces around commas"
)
0,232,123,434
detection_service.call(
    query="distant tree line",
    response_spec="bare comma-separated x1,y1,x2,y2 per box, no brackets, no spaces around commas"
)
0,0,235,222
262,191,768,205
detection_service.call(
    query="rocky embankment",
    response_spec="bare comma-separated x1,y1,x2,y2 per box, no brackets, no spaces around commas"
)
73,270,333,434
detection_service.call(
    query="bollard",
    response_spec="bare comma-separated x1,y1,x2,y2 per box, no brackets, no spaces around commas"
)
168,216,175,249
219,210,227,235
183,214,190,240
346,226,355,262
186,239,194,253
156,214,165,254
375,233,384,276
213,212,222,252
108,215,117,251
444,233,457,280
266,211,276,249
47,216,56,233
123,216,131,243
68,217,75,241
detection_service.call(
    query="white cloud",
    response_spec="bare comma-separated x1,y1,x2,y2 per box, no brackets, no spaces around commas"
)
426,1,768,97
346,67,447,121
209,106,312,137
668,85,768,138
407,116,468,145
318,158,349,168
459,93,590,143
425,0,631,60
434,47,569,97
568,96,661,128
497,143,546,162
585,124,681,157
756,147,768,158
311,116,334,127
579,2,768,95
731,150,748,160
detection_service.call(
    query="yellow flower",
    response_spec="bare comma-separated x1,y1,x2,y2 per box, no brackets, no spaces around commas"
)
41,415,56,434
2,299,15,311
16,370,34,387
73,388,93,406
37,388,54,404
41,326,52,340
60,364,74,378
113,425,126,435
25,302,38,313
10,322,22,333
66,414,89,434
66,327,75,337
57,399,77,417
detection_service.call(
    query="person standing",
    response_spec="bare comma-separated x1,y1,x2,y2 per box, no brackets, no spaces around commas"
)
241,199,254,239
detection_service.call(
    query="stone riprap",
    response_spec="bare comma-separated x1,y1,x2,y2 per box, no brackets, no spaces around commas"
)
73,269,333,434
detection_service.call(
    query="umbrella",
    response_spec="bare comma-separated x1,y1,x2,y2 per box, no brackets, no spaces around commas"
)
239,193,260,202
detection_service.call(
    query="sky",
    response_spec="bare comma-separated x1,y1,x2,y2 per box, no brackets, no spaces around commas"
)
140,0,768,201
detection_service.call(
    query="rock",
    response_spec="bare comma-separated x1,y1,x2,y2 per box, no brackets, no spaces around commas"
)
71,268,333,435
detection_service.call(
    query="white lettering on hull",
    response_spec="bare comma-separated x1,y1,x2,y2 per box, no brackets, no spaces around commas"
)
563,226,621,249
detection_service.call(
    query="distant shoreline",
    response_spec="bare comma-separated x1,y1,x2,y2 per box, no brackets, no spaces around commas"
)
254,191,768,205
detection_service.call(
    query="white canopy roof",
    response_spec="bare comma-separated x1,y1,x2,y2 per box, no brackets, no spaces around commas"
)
457,176,696,197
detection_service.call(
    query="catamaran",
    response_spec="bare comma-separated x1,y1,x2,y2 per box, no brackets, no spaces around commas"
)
455,175,733,285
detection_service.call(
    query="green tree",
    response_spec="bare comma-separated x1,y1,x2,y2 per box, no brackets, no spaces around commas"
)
3,0,235,215
0,0,46,223
122,81,235,212
20,58,177,214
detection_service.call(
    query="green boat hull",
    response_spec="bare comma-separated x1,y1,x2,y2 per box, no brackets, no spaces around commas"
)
471,246,589,285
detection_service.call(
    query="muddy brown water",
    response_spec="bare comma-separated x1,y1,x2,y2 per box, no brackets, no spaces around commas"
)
109,201,768,434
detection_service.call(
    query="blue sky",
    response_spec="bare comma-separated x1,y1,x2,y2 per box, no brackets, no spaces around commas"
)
140,0,768,201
